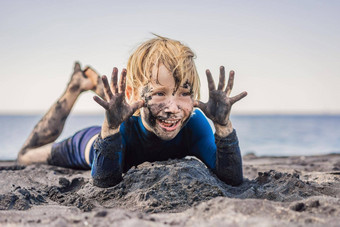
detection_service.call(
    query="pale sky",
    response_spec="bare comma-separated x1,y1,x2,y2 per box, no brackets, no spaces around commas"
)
0,0,339,114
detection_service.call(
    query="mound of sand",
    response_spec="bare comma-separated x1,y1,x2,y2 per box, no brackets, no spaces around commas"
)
0,154,340,226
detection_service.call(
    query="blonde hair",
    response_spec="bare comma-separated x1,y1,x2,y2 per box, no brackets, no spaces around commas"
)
126,35,200,115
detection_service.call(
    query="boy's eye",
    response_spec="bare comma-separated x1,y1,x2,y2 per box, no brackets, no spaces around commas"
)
181,92,191,97
155,92,165,96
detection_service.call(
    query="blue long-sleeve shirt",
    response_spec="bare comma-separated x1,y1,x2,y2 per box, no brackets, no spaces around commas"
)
91,109,243,188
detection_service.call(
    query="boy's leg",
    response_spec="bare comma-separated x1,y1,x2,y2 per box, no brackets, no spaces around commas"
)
85,134,99,165
47,126,101,169
17,62,103,165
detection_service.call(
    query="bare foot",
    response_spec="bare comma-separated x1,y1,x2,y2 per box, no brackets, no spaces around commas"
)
84,66,105,98
67,62,104,98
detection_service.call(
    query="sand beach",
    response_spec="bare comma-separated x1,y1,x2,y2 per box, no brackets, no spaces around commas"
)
0,154,340,226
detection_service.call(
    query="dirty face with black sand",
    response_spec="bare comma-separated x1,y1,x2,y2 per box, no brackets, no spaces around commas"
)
140,64,194,141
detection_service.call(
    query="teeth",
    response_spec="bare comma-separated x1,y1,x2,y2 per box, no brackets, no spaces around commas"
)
161,120,179,124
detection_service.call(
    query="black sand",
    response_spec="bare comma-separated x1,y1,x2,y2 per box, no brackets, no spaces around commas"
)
1,154,340,226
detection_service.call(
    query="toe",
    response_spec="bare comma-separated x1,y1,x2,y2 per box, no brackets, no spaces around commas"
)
84,67,99,86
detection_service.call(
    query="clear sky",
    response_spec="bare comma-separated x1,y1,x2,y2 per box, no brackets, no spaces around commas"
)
0,0,339,114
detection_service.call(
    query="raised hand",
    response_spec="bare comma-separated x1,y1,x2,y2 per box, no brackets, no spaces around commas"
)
93,68,144,137
195,66,247,136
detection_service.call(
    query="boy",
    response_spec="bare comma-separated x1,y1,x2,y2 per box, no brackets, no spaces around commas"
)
18,36,247,188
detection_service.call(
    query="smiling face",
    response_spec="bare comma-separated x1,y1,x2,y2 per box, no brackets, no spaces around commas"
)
140,64,195,140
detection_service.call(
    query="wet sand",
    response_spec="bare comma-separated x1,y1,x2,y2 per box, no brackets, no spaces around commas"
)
0,154,340,226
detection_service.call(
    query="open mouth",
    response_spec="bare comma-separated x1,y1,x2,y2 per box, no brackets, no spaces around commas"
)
157,119,181,131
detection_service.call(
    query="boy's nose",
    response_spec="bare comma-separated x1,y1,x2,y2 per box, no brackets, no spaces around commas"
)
164,100,180,114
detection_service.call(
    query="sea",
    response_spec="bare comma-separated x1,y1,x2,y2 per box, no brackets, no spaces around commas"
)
0,114,339,160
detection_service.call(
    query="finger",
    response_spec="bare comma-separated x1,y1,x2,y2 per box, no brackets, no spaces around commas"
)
193,100,207,112
93,96,109,110
130,100,145,113
225,70,235,96
119,69,127,94
217,66,225,90
97,86,105,99
102,75,113,100
111,67,119,94
230,91,248,104
206,70,216,91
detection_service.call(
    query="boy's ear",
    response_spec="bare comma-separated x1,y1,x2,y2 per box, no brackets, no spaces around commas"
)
126,85,132,100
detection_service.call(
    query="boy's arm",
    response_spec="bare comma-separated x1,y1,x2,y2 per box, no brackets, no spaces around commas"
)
92,68,143,188
91,132,123,188
194,66,247,186
188,110,243,186
214,127,243,186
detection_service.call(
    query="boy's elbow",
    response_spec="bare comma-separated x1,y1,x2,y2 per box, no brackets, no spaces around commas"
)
216,168,243,186
217,174,243,186
92,174,123,188
226,177,243,186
